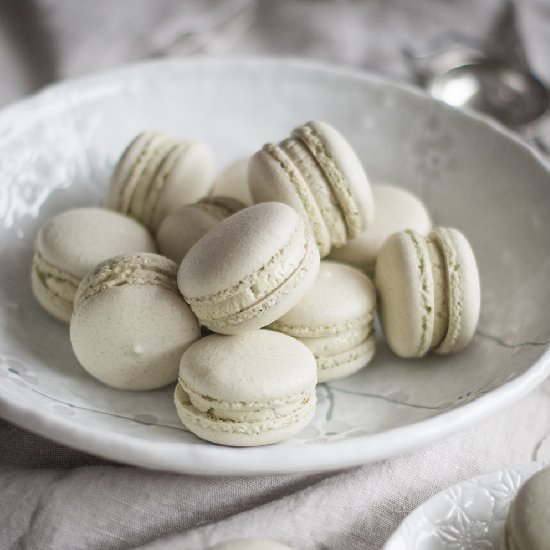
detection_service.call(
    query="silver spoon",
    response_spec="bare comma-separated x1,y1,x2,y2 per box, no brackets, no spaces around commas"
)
404,14,549,151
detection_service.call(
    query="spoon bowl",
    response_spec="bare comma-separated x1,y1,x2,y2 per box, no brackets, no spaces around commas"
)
426,58,549,129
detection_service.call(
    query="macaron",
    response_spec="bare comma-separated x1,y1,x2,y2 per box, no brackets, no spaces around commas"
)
156,196,245,264
178,202,320,335
174,330,317,446
210,158,252,205
330,184,431,273
502,467,550,550
31,207,156,322
249,121,373,257
270,261,376,383
209,539,292,550
375,227,480,358
105,132,214,233
70,253,200,390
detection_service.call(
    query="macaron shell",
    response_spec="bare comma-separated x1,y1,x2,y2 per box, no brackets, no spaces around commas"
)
35,208,156,280
156,206,218,264
296,121,373,238
71,284,200,390
194,196,245,221
249,147,331,256
504,467,550,550
32,207,156,322
316,334,376,383
330,184,432,272
201,232,319,335
180,203,299,297
210,157,252,205
74,252,178,307
31,265,76,322
375,230,435,358
271,261,376,336
148,141,214,231
432,227,480,355
104,132,158,211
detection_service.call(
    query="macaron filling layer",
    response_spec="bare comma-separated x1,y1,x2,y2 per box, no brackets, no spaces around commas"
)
293,122,362,239
184,226,315,325
76,254,179,308
174,381,316,435
272,312,376,381
264,142,330,256
270,312,371,339
430,228,463,355
115,133,165,214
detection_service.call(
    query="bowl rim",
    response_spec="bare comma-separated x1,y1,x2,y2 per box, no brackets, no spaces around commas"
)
1,56,549,475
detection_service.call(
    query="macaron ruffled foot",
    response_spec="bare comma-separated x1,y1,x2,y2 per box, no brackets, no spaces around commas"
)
177,202,320,335
31,207,155,322
70,253,200,390
175,330,317,446
270,261,377,383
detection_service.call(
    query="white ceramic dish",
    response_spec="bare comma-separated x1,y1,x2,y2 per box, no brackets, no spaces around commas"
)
0,58,549,475
384,461,548,549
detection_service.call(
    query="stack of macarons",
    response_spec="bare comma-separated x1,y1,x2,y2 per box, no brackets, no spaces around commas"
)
31,120,481,448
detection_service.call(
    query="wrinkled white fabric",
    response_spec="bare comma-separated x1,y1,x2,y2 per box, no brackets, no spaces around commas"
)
1,1,550,549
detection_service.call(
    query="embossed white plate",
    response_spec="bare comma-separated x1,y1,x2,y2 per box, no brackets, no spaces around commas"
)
384,461,549,549
0,58,549,474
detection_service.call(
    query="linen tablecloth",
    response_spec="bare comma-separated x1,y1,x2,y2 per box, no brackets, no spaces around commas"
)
1,1,550,548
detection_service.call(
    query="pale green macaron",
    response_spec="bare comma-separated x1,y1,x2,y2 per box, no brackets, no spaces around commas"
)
175,330,317,446
105,132,214,233
270,261,377,383
178,202,320,335
249,121,373,258
70,253,200,390
502,467,550,550
375,227,480,358
157,196,245,264
210,157,252,205
31,207,156,322
330,184,431,274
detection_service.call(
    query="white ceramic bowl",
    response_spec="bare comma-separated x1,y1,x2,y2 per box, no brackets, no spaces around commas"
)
0,58,549,474
384,462,549,549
